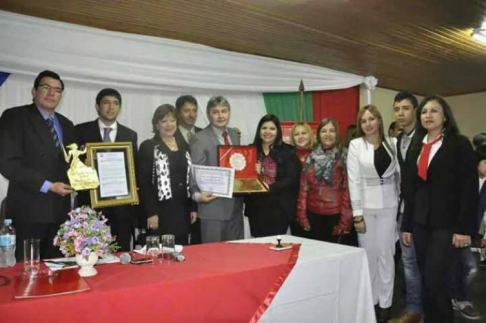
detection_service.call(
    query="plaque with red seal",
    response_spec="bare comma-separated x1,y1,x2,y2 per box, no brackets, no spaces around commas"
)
218,145,268,194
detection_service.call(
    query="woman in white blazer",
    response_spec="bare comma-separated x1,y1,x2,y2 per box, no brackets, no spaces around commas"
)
347,105,400,322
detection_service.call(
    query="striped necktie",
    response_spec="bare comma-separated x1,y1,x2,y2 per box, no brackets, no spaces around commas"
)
103,128,112,142
46,118,60,149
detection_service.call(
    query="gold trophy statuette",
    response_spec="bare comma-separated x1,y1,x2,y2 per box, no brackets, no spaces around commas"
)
63,143,100,191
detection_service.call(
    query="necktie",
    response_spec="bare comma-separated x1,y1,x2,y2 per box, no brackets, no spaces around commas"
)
222,131,230,145
103,128,112,142
46,118,60,149
417,135,442,181
187,131,193,143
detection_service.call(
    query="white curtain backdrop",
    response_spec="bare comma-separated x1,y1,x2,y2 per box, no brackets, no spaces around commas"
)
0,10,367,93
0,10,374,201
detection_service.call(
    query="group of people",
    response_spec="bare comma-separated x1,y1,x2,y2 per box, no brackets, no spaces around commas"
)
0,70,485,323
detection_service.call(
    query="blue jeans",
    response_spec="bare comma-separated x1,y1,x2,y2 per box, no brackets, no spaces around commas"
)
398,214,423,313
451,248,477,301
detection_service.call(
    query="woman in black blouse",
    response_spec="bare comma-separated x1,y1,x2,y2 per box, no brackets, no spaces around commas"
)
244,114,301,237
138,104,196,245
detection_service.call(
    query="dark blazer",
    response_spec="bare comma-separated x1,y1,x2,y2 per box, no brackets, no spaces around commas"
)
137,134,192,218
402,133,479,236
245,143,302,222
74,119,138,207
174,125,202,145
75,119,138,153
396,131,415,206
0,104,75,223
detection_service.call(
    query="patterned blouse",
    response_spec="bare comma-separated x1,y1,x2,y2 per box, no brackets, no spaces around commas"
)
261,155,277,185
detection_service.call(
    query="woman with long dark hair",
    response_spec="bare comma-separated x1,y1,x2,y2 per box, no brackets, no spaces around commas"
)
347,105,400,322
296,118,352,242
402,95,478,323
244,114,301,237
138,104,196,245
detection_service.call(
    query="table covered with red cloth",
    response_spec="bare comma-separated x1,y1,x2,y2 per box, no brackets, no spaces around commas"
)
0,242,299,323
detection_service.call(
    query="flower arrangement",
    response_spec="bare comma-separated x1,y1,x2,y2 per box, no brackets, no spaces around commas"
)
54,207,119,259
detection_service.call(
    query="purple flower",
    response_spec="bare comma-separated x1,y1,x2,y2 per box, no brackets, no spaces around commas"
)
82,247,91,256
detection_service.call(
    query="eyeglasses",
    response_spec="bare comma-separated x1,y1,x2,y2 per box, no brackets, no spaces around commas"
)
38,84,63,94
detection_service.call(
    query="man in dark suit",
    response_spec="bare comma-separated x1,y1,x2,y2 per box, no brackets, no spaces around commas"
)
390,91,423,323
0,70,75,260
175,95,202,244
174,95,202,145
190,96,244,243
75,88,138,251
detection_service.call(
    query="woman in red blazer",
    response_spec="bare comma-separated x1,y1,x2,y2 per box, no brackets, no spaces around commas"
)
402,95,478,323
296,118,352,242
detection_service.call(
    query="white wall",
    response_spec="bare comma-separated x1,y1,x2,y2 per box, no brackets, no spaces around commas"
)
444,91,486,140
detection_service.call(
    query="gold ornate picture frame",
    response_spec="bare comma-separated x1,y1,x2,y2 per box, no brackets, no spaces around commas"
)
86,142,139,208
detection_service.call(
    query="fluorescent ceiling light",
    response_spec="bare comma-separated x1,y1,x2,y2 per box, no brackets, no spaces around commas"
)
472,28,486,43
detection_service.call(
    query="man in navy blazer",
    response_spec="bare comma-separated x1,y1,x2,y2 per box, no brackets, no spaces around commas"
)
75,88,138,251
390,91,423,323
0,70,75,260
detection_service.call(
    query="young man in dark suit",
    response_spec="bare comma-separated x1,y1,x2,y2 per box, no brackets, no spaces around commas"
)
174,95,202,145
75,88,138,251
0,70,75,260
175,95,202,244
390,91,423,323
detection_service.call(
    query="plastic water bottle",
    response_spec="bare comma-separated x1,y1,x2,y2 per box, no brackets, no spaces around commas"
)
0,219,16,268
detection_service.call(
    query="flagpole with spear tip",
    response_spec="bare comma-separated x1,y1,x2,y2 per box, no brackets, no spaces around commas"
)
299,80,305,122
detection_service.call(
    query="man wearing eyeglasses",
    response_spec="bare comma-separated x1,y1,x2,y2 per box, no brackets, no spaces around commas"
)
0,70,75,261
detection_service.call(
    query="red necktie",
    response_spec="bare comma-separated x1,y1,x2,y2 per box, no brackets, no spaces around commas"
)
222,131,230,145
417,135,442,181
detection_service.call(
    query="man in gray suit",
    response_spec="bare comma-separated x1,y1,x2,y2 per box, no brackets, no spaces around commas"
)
190,96,244,243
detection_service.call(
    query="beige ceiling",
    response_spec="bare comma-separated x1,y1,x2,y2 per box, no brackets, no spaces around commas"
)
2,0,486,96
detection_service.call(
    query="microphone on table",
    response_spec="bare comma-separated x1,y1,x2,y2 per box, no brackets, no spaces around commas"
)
119,253,132,265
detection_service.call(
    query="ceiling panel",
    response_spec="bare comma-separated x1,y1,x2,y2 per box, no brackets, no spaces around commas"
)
2,0,486,95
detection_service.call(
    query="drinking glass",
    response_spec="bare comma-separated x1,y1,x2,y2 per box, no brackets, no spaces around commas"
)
24,238,40,276
146,236,160,265
161,234,175,263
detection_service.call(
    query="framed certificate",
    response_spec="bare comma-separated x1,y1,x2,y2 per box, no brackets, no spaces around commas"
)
218,145,268,194
86,142,139,208
192,165,235,198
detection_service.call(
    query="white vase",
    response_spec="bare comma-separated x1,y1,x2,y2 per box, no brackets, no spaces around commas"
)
76,253,99,277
